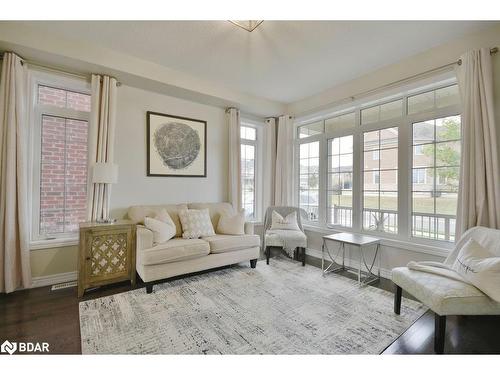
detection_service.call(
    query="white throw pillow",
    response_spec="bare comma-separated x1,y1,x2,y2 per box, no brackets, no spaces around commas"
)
270,211,301,231
451,238,500,302
144,209,176,244
217,210,245,235
179,208,215,239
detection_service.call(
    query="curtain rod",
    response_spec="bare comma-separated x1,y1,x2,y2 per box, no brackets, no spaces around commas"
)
0,52,122,86
295,47,498,119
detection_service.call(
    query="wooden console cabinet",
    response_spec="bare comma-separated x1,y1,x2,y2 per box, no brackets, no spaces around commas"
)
78,220,136,297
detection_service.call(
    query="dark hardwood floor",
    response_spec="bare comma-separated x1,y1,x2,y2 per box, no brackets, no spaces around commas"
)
1,256,499,354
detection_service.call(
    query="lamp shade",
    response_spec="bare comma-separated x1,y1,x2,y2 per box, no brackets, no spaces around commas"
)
92,162,118,184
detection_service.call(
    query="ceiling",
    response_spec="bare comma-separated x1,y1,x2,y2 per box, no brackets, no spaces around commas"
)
17,21,498,103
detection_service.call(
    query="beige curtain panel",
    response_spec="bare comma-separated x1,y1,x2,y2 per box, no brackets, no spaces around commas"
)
226,108,242,210
87,74,118,222
0,52,31,293
274,115,295,206
455,48,500,237
263,117,277,209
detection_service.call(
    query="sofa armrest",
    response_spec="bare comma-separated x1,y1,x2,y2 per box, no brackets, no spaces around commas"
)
244,222,254,235
137,225,154,251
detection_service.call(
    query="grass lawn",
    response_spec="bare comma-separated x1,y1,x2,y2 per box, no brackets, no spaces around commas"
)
330,194,457,216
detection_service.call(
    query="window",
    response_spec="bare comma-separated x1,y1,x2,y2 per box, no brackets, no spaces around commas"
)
414,144,424,155
408,85,460,115
30,73,91,243
363,127,398,234
325,112,355,132
294,78,461,245
299,141,320,221
328,136,353,227
412,115,461,242
298,121,324,139
240,125,257,219
412,169,427,184
361,99,403,125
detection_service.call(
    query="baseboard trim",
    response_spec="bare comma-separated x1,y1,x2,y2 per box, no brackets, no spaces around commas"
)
305,248,393,280
31,271,77,289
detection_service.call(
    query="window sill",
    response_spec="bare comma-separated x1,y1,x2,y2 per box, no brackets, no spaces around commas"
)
30,238,79,251
302,224,451,258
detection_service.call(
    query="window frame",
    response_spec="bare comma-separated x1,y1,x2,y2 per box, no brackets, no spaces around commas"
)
298,138,321,223
240,118,264,223
326,134,354,228
362,125,400,234
409,112,462,243
294,79,461,249
28,69,91,249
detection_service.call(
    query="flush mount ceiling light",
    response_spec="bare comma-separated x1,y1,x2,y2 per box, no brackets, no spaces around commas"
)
228,21,264,32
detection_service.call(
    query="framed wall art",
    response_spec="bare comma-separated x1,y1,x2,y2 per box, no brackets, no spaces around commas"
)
146,111,207,177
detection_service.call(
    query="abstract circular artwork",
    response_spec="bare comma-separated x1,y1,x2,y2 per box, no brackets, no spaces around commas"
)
153,122,201,170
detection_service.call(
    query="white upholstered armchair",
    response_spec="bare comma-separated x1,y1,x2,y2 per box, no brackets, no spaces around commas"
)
392,226,500,353
263,206,308,266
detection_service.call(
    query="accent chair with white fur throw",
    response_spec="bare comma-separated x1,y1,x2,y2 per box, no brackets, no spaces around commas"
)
392,226,500,354
263,206,307,266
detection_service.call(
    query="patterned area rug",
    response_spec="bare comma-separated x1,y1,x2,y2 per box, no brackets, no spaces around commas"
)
79,257,426,354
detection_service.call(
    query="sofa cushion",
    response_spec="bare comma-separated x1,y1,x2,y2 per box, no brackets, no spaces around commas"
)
270,210,301,231
128,204,187,237
202,234,260,254
144,210,176,244
139,238,210,266
392,266,500,316
179,208,215,239
217,210,245,235
188,202,235,231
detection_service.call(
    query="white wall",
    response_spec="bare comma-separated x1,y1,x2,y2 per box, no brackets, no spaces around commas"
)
288,24,500,116
304,229,446,278
110,84,228,219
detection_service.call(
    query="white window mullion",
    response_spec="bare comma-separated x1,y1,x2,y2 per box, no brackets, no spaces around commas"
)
398,110,410,240
352,112,362,232
318,133,327,227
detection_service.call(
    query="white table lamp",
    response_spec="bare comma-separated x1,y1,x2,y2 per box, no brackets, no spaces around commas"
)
92,162,118,223
92,162,118,184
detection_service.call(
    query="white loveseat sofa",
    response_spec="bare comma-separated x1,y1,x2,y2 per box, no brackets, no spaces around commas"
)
127,202,260,293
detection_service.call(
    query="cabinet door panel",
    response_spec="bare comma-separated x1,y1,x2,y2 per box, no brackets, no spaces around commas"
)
86,228,130,283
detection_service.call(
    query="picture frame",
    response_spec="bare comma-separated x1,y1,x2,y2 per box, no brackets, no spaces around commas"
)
146,111,207,177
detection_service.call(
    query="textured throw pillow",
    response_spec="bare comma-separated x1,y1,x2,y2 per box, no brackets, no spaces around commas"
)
179,208,215,239
217,210,245,235
144,209,176,244
270,211,301,231
451,238,500,302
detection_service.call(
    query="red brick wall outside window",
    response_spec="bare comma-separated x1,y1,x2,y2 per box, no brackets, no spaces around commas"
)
38,85,90,235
